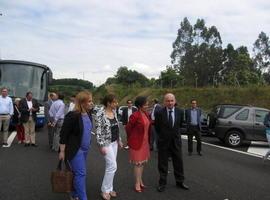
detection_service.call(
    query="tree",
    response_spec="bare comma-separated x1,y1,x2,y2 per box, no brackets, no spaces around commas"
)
171,17,223,87
114,66,150,87
158,66,180,88
253,32,270,71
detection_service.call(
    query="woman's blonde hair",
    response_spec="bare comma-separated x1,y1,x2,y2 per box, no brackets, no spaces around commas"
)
74,91,92,113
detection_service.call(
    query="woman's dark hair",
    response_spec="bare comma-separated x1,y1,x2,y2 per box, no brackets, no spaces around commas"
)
134,96,147,109
102,94,116,107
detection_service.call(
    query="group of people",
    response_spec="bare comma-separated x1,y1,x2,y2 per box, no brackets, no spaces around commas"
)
0,87,40,147
57,91,205,200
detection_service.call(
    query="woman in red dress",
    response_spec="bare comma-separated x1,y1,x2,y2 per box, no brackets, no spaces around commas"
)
125,96,151,193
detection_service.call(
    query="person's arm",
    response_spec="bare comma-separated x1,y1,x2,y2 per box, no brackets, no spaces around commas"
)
96,112,107,148
125,113,137,137
59,112,73,160
155,111,161,134
9,98,14,116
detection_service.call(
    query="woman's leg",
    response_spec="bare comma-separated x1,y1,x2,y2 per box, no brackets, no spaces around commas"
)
101,142,118,193
134,165,141,190
70,149,88,200
139,165,145,186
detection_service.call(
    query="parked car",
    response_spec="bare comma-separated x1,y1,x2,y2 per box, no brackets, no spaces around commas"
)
207,104,269,147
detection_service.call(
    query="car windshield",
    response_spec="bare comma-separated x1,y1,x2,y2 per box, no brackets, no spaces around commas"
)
0,63,47,101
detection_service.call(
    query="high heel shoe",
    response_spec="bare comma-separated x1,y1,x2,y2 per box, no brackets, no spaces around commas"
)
140,184,147,189
101,192,111,200
134,185,142,193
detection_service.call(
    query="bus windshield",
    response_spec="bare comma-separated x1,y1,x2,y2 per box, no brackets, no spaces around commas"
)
0,63,47,101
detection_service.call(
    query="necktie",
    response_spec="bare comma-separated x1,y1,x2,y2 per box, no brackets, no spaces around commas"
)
168,109,173,128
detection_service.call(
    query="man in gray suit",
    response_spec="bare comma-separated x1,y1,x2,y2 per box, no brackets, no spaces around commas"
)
44,92,56,149
185,99,202,156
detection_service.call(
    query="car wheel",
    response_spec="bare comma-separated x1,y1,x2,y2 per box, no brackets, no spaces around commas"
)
225,130,243,147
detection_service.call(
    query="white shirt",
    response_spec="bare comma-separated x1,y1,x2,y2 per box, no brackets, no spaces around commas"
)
27,100,33,115
151,104,157,120
0,95,14,115
68,102,75,112
127,108,133,122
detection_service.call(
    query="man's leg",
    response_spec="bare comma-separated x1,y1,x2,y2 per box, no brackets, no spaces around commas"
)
194,128,202,153
187,128,194,154
170,146,184,184
158,148,169,186
2,116,11,144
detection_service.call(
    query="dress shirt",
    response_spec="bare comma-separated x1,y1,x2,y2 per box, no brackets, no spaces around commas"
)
68,102,75,112
166,107,175,126
127,108,132,122
0,95,14,115
49,99,65,123
27,100,33,115
151,104,157,121
191,108,198,125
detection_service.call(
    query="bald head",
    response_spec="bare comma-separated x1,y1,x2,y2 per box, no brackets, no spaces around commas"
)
164,93,176,109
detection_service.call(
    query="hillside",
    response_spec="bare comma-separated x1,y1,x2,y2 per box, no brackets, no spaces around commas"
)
93,84,270,110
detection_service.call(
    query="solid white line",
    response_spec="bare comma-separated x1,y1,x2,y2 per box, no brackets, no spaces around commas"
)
181,135,268,159
2,131,17,148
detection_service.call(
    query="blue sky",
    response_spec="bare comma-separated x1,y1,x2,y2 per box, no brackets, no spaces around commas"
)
0,0,269,85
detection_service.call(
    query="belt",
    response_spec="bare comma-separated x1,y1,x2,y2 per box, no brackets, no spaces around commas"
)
0,114,9,115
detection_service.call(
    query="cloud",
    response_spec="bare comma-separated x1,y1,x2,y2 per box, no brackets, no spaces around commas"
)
0,0,269,86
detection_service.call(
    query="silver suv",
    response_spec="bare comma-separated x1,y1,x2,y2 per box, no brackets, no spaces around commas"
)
208,104,269,147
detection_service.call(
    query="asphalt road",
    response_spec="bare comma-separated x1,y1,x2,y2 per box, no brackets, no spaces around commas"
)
0,126,270,200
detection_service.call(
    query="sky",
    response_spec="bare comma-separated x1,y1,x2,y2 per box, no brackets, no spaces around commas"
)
0,0,269,86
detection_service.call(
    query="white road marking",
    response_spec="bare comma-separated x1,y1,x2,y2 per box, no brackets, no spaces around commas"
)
247,141,269,156
2,131,17,148
181,135,270,159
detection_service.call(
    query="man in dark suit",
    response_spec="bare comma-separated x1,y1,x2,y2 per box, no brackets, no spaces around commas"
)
121,99,137,149
155,93,189,192
185,99,202,156
19,91,40,147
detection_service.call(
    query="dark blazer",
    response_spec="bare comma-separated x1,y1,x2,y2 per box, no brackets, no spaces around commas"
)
155,107,184,148
19,98,40,123
125,111,151,150
122,106,137,125
185,108,202,130
60,111,92,161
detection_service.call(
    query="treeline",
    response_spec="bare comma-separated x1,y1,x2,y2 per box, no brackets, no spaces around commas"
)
103,17,270,88
49,78,95,98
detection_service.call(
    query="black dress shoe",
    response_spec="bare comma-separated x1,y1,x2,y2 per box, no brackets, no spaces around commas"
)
176,182,189,190
157,185,166,192
198,152,202,156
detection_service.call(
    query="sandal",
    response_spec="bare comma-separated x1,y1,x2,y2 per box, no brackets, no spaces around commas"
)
101,192,111,200
110,191,117,198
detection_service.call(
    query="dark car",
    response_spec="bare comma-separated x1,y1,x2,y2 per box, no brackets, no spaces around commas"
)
207,104,269,147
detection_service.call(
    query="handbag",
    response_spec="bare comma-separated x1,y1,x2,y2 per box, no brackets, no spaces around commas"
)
51,160,74,193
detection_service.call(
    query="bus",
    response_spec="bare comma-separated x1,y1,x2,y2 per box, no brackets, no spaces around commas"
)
0,60,53,127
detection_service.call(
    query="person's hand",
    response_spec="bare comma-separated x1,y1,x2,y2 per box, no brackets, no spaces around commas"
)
51,122,56,127
99,147,107,155
59,151,65,161
118,141,124,149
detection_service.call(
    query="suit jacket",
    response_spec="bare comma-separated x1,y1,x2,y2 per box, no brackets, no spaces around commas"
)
155,107,184,149
122,106,137,125
19,98,40,123
125,111,151,150
60,111,92,161
185,108,202,130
